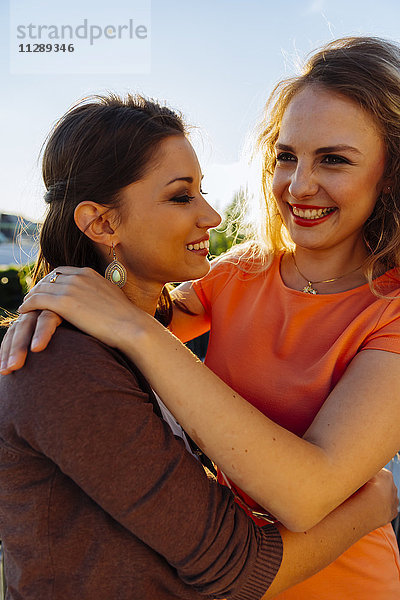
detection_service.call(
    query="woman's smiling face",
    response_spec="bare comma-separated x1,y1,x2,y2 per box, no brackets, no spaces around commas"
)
272,85,388,255
115,135,221,289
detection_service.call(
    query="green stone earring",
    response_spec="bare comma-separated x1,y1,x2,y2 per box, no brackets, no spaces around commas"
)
104,243,127,288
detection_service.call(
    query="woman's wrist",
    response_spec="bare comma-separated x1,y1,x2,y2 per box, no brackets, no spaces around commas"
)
115,307,160,361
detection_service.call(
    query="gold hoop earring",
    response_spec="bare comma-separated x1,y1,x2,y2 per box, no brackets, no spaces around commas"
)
104,243,127,288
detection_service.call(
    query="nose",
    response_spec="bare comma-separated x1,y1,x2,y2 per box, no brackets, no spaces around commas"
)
288,162,319,200
197,195,222,230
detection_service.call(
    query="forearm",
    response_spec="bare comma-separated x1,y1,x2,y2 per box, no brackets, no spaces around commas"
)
263,484,387,598
119,315,340,531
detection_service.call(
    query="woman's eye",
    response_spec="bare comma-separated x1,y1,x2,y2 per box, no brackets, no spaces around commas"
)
200,188,208,196
171,194,195,204
322,154,350,165
276,152,296,163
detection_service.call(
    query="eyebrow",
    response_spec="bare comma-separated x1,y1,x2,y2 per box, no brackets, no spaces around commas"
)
165,174,204,186
275,143,363,156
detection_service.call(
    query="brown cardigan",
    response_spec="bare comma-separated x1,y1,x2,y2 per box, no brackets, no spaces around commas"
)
0,326,282,599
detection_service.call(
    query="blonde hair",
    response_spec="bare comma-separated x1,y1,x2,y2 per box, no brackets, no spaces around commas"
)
253,36,400,291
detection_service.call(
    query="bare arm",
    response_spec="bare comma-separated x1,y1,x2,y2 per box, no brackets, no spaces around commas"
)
120,315,400,531
16,267,400,531
0,280,202,373
169,281,210,341
264,469,398,598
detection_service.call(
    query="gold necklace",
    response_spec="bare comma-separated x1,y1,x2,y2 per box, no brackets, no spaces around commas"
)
291,253,363,295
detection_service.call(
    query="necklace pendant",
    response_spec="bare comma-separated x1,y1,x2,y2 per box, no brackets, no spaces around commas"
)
303,282,318,295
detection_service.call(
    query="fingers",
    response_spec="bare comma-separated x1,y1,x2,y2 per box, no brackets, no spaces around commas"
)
0,312,39,374
18,291,65,315
0,309,63,374
23,269,74,302
0,266,99,375
22,267,102,305
45,266,92,277
31,310,63,352
0,325,17,374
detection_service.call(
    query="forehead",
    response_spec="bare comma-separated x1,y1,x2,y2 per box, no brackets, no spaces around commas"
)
278,86,383,148
150,135,200,180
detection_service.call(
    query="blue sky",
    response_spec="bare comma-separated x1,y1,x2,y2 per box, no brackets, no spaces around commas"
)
1,0,400,221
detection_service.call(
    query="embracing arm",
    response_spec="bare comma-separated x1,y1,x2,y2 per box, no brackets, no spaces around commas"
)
4,326,396,600
0,281,203,374
119,315,400,531
264,469,398,598
169,280,211,342
14,267,400,531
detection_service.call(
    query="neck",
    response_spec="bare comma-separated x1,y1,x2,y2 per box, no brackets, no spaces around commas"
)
282,238,370,294
293,238,369,282
122,278,164,317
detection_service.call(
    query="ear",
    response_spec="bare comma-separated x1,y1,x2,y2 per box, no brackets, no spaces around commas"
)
74,202,117,246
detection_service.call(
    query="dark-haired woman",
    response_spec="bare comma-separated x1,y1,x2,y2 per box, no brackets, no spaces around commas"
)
0,94,393,600
9,37,400,599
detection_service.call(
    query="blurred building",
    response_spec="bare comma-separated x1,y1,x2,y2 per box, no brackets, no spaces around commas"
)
0,213,38,242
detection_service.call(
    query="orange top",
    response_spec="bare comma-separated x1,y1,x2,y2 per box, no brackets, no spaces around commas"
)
191,251,400,599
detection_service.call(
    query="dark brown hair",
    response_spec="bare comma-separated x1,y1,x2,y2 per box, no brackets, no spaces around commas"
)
34,93,187,325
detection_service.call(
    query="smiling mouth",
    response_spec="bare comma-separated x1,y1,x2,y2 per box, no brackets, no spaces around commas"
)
186,239,209,251
290,205,337,220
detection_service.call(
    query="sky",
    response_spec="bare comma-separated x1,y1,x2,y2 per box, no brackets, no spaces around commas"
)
1,0,400,223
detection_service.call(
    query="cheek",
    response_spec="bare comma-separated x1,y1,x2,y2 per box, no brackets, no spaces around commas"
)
360,147,386,194
271,172,280,196
271,173,287,206
352,169,383,215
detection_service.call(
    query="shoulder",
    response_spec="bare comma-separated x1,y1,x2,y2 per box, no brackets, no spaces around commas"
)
371,285,400,325
374,269,400,298
40,325,140,375
0,325,149,406
191,244,277,308
366,271,400,318
205,242,275,284
357,278,400,353
0,325,158,455
42,324,109,358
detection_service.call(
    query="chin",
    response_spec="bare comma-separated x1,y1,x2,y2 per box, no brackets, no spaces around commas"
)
179,262,211,283
288,229,329,248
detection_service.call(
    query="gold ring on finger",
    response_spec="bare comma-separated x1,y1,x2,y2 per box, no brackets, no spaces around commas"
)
49,272,62,284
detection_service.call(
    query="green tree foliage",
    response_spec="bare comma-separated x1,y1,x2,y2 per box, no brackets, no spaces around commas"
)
0,265,32,340
0,267,29,317
209,189,247,257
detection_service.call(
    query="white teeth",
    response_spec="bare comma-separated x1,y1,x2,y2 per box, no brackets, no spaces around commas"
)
186,240,209,251
292,206,335,219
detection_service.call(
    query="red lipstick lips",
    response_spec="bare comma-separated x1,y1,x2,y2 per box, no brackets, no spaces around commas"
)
288,203,337,228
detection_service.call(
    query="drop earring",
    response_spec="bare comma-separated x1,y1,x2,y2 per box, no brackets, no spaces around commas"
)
104,243,127,288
